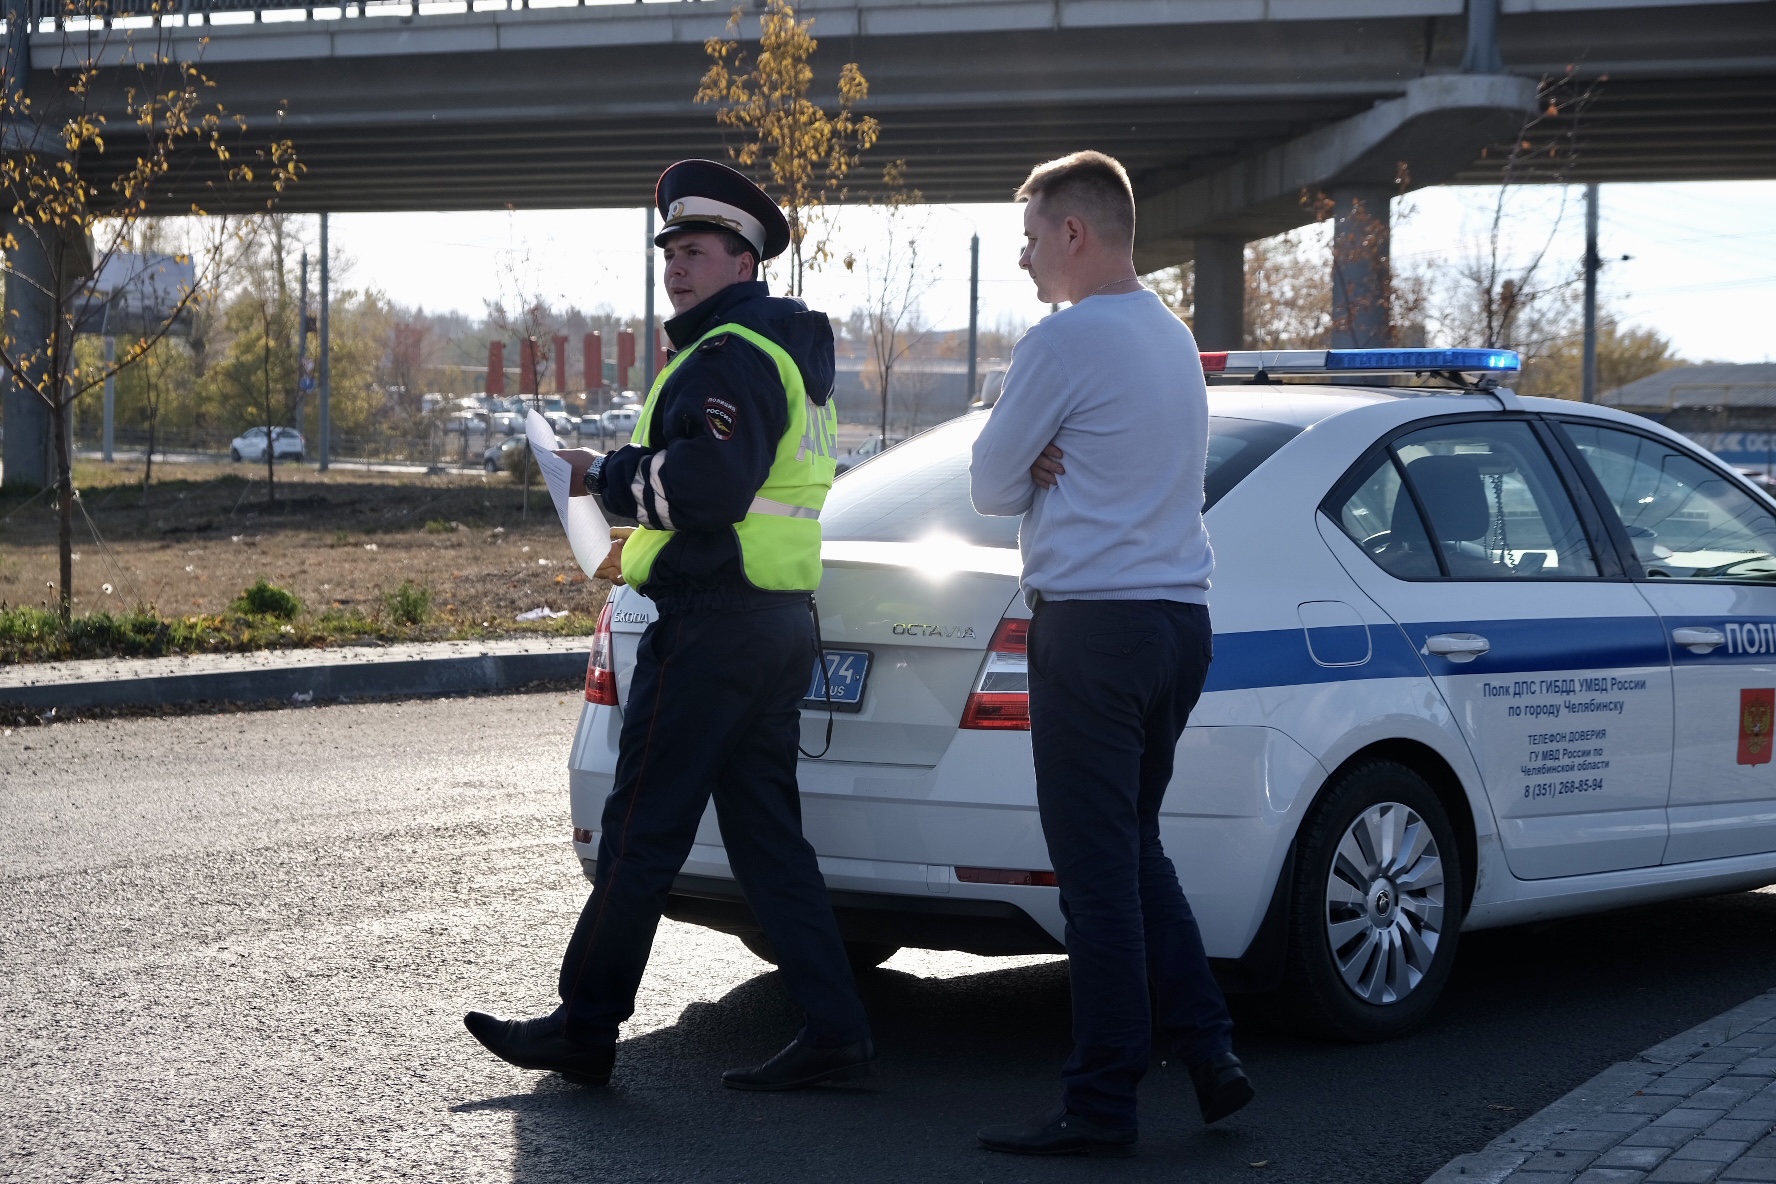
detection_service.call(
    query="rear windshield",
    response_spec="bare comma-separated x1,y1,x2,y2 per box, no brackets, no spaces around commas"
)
821,413,1301,548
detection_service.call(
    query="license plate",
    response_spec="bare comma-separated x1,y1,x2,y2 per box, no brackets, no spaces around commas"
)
803,648,871,713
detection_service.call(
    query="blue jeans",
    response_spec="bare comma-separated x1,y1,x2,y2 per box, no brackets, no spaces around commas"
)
1028,598,1234,1130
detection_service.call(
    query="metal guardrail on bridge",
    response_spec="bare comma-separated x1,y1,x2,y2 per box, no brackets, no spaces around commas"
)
13,0,709,31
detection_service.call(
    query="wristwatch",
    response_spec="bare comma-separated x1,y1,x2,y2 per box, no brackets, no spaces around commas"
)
584,453,606,495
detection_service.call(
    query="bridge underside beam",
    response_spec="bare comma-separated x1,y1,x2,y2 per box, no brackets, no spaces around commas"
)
70,70,1773,217
33,0,1776,215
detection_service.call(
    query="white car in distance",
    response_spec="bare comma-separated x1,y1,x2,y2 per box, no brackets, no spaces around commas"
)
568,347,1776,1040
229,426,304,462
600,405,643,436
834,434,902,475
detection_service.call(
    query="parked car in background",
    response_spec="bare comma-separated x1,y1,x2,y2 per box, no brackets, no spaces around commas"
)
445,409,489,435
835,434,901,474
601,405,642,436
969,367,1010,410
1737,468,1776,497
484,436,527,473
230,426,304,462
544,410,580,438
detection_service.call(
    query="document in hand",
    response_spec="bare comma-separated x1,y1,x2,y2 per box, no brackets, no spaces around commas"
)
525,409,614,580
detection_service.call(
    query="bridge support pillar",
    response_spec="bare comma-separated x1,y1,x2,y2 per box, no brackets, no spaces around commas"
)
1330,185,1393,349
2,215,59,491
1192,236,1245,351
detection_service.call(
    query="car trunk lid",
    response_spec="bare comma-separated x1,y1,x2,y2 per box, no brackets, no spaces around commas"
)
799,541,1022,766
605,541,1022,768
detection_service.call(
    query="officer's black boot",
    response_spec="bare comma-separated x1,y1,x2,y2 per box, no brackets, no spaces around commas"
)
976,1103,1137,1157
463,1008,615,1086
721,1036,875,1091
1189,1051,1254,1124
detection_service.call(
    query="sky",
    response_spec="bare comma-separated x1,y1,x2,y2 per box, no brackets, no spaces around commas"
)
321,179,1776,365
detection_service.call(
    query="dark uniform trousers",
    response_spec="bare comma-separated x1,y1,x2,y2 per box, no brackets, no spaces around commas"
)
1027,598,1235,1130
557,597,871,1049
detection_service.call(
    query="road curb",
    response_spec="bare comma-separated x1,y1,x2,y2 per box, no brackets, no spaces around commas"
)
1424,987,1776,1183
0,642,590,714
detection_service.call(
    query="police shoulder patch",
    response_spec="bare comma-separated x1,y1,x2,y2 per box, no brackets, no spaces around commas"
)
704,396,739,441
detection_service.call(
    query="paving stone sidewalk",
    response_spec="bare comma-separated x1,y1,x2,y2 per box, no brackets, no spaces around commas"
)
1427,988,1776,1184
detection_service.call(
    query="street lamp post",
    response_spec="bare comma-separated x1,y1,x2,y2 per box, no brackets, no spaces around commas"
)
319,214,332,470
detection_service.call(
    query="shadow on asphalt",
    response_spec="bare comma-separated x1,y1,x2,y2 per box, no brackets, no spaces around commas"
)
456,888,1776,1184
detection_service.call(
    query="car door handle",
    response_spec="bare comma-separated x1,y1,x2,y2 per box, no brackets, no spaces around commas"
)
1424,633,1491,663
1672,626,1726,654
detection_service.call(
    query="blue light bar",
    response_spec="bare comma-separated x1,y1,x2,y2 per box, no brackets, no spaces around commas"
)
1200,348,1521,376
1323,348,1521,373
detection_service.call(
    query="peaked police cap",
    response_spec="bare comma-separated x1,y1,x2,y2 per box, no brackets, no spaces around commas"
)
654,159,790,262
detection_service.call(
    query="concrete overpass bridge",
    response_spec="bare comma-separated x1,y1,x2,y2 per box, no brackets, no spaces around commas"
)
3,0,1774,486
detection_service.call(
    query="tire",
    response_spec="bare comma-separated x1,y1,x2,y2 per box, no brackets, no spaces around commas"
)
484,459,498,473
1281,759,1465,1041
740,932,900,974
230,448,242,462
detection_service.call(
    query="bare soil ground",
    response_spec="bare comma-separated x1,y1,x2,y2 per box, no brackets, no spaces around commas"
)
0,460,610,627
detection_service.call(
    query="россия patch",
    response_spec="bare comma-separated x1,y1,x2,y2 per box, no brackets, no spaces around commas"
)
704,397,738,441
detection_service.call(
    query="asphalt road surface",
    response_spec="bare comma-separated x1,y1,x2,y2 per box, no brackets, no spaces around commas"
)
8,694,1776,1183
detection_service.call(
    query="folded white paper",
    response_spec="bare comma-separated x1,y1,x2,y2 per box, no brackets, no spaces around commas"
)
526,409,614,580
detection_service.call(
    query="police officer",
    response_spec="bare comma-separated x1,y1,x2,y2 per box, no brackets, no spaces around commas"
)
464,160,873,1092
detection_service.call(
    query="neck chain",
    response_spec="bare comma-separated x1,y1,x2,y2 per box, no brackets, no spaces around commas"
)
1083,275,1141,300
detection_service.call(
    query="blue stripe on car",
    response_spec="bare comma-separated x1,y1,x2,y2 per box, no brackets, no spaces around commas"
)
1663,617,1776,666
1206,623,1423,692
1205,616,1673,694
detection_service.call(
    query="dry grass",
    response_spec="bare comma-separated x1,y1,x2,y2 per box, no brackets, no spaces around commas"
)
0,460,610,629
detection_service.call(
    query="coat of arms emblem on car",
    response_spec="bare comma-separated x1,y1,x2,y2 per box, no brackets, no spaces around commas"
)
1740,688,1774,765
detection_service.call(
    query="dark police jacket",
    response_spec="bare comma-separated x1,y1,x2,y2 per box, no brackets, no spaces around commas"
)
594,280,837,615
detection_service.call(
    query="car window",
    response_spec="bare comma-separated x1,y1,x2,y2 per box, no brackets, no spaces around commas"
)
1332,452,1440,579
820,412,1302,550
1559,421,1776,582
1390,419,1599,579
822,418,1022,549
1204,419,1306,509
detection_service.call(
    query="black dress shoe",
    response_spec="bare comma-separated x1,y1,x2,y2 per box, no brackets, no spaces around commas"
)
463,1009,615,1086
721,1037,875,1091
977,1103,1136,1158
1189,1051,1254,1123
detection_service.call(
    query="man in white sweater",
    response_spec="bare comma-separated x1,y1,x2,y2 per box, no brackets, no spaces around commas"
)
970,151,1253,1158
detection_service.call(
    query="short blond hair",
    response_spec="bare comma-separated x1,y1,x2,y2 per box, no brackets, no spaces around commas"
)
1014,151,1135,244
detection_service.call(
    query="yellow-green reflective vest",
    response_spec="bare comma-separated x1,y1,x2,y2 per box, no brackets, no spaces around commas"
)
620,322,839,593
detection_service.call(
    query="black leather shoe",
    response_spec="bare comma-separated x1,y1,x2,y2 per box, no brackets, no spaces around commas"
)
463,1009,615,1087
1190,1051,1254,1124
721,1037,875,1091
977,1103,1136,1158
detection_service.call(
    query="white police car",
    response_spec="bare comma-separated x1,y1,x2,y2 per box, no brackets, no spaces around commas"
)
568,348,1776,1041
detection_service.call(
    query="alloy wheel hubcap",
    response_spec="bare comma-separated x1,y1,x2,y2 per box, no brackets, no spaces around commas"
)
1325,801,1446,1004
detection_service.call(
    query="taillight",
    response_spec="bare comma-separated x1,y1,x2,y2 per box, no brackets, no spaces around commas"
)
585,600,619,706
960,617,1029,730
